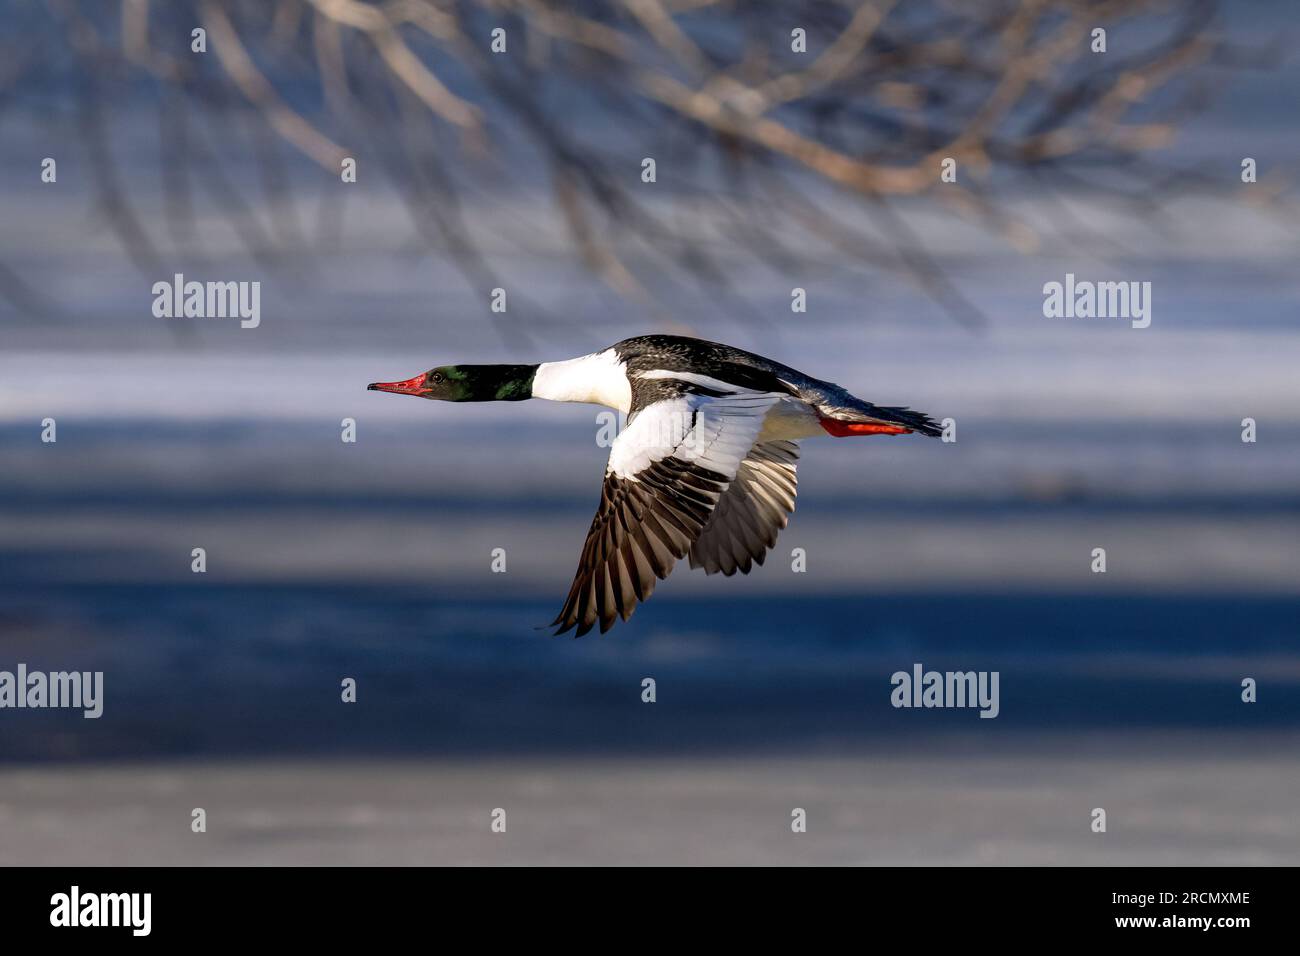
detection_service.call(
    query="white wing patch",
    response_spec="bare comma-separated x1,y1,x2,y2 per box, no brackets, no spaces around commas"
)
607,392,785,480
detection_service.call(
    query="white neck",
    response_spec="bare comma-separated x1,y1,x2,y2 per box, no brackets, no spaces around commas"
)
532,351,632,413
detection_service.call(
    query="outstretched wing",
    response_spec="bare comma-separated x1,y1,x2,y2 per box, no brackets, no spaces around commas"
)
551,390,784,636
688,440,799,576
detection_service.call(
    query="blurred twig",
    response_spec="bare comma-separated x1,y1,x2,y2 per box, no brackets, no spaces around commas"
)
5,0,1293,338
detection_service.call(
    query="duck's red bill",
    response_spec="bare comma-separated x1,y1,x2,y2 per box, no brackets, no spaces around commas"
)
368,374,427,395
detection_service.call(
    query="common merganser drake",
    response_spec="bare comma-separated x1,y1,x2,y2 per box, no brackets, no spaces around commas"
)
369,335,940,636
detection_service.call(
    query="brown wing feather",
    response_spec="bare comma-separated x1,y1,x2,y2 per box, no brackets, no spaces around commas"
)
688,440,799,576
551,458,728,636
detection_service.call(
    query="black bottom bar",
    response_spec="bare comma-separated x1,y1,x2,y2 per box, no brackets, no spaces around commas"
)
0,866,1284,941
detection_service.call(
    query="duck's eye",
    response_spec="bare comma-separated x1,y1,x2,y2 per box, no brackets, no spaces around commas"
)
430,371,444,385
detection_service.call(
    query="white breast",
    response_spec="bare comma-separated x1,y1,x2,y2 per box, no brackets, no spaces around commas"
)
532,350,632,412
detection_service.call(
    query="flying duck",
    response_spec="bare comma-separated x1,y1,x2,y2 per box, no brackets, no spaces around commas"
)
369,335,941,636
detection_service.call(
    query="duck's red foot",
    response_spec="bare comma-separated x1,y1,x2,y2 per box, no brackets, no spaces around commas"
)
819,419,913,437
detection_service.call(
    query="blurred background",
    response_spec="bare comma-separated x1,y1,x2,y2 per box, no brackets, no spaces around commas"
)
0,0,1297,864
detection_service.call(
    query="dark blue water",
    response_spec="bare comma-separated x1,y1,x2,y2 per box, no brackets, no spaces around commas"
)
1,585,1294,762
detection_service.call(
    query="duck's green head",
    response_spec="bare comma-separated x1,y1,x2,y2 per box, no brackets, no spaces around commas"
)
368,364,537,402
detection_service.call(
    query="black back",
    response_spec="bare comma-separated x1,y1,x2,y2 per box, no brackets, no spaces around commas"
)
612,335,806,397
